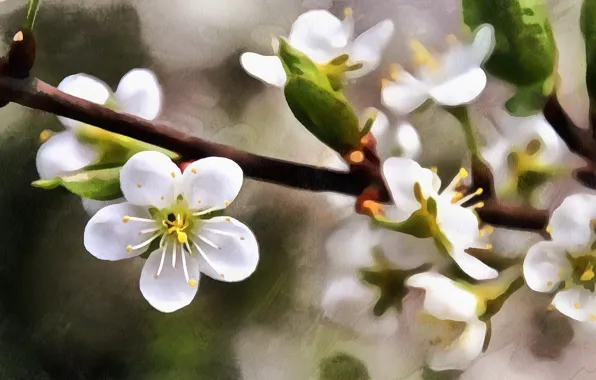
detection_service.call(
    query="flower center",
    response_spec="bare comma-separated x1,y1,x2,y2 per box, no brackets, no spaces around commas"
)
567,253,596,292
163,212,190,244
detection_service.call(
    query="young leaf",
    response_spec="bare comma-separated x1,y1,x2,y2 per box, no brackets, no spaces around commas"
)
32,166,122,201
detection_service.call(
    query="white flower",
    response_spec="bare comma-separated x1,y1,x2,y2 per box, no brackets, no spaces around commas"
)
524,193,596,322
374,157,497,280
240,9,394,87
370,111,421,160
381,24,495,114
83,151,259,313
481,111,569,201
36,69,162,180
407,272,486,371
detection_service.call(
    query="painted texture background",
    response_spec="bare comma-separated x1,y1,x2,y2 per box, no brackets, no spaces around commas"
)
0,0,593,379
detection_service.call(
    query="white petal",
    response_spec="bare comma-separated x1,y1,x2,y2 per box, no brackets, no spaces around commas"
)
81,197,125,217
57,74,111,129
428,68,486,106
370,110,390,139
382,157,436,221
181,157,243,211
381,74,429,115
380,232,439,270
427,319,486,371
322,276,398,337
240,53,287,87
36,131,99,179
523,241,571,292
120,151,181,209
192,217,259,282
326,215,379,273
140,248,200,313
436,201,480,249
348,19,394,76
407,272,478,321
395,121,422,159
550,193,596,249
480,138,511,188
451,250,499,280
552,287,595,322
470,24,496,65
289,10,347,63
83,202,154,261
115,69,162,120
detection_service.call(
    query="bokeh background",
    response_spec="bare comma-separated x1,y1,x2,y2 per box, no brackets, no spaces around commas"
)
0,0,594,379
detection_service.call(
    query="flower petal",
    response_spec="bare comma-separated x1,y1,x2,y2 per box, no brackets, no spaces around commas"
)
380,232,439,270
395,121,422,159
181,157,243,211
523,241,571,292
289,10,347,63
480,137,511,188
382,157,436,221
552,287,594,322
406,272,479,321
192,217,259,282
451,250,499,280
81,197,125,217
428,67,486,106
140,247,200,313
57,74,111,129
381,74,428,115
469,24,496,66
115,69,162,120
322,276,398,337
240,53,287,87
436,201,480,249
326,215,379,273
84,202,154,261
427,319,486,371
36,131,99,179
549,193,596,249
120,151,181,209
348,19,394,76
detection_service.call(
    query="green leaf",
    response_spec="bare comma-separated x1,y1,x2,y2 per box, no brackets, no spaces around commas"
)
32,166,122,201
505,80,553,116
463,0,555,87
582,0,596,99
279,38,362,153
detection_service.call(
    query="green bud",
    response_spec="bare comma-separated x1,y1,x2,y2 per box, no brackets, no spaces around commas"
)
463,0,556,115
32,166,122,201
278,38,363,154
319,353,370,380
582,0,596,100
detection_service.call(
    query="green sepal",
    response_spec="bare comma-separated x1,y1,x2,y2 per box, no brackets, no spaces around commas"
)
32,166,123,201
279,38,363,153
505,79,553,116
463,0,556,87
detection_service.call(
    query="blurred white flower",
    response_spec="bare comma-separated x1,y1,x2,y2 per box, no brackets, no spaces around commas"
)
84,151,259,313
374,157,497,280
524,193,596,322
370,110,421,160
240,9,394,87
36,69,162,214
481,111,570,202
407,272,486,371
382,24,495,114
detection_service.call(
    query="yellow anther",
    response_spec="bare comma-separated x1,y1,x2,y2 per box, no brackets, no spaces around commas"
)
546,225,552,235
362,200,384,216
171,172,176,178
410,39,438,70
122,216,130,223
429,166,438,173
474,188,484,196
459,168,469,178
480,225,494,237
349,150,364,164
590,314,596,321
547,281,553,287
574,302,582,309
581,265,595,281
197,200,202,204
225,217,231,222
188,279,198,287
13,31,23,42
240,236,245,240
381,78,391,88
224,200,230,207
450,192,463,204
446,34,458,44
485,243,493,250
389,63,401,80
126,245,133,253
219,274,225,279
137,184,142,188
191,168,197,174
472,201,485,209
39,129,54,142
344,7,353,17
546,304,554,311
177,231,188,244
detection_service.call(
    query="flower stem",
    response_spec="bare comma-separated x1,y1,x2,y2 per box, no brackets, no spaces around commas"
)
446,105,479,155
25,0,42,31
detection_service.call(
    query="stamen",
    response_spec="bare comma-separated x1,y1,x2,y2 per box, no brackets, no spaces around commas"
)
581,265,595,281
349,150,364,164
389,63,401,80
546,304,554,311
455,188,483,206
450,192,463,204
546,225,553,235
381,78,391,88
444,168,468,193
197,234,221,250
471,201,485,210
180,246,190,283
172,243,177,268
344,7,353,17
546,281,553,287
361,200,384,216
191,240,225,279
485,243,493,250
122,215,155,224
126,232,161,253
574,302,582,309
155,242,168,279
479,225,494,237
39,129,54,142
177,231,188,244
193,207,220,216
410,40,439,70
140,227,160,235
191,168,197,174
